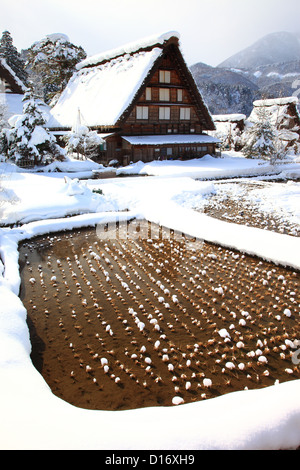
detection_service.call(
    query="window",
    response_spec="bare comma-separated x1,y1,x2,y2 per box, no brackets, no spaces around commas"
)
177,89,183,102
159,70,171,83
159,107,170,120
145,88,151,101
136,106,148,119
180,108,191,120
159,88,170,101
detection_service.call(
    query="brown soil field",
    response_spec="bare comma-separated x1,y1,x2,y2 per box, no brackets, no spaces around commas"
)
19,220,300,411
202,181,300,237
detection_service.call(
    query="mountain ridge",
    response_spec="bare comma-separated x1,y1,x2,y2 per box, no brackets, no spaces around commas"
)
218,31,300,70
190,31,300,116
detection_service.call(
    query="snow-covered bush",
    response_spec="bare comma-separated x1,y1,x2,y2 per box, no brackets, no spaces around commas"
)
5,92,65,167
64,122,104,161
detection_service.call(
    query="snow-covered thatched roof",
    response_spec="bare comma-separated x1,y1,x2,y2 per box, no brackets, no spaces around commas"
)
77,31,180,70
249,96,300,125
213,114,246,123
47,32,180,130
253,96,299,108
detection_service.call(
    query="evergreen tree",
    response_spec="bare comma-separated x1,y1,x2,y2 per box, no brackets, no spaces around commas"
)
7,91,65,166
243,106,277,162
25,34,86,103
243,105,288,164
0,30,27,84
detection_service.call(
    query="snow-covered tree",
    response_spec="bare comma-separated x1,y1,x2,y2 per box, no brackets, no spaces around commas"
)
242,106,285,163
0,30,27,84
25,33,86,103
6,92,65,166
64,109,104,160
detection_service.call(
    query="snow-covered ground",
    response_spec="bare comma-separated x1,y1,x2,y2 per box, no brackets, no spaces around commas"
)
116,151,300,179
0,152,300,450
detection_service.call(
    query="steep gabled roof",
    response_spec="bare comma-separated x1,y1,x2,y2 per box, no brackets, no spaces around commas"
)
0,59,28,121
47,31,214,131
0,58,27,94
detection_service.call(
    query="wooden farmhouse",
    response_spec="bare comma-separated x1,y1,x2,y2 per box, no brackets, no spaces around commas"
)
0,58,27,121
47,32,220,165
247,96,300,150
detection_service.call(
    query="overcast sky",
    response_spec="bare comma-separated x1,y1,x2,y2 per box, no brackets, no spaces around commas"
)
1,0,300,66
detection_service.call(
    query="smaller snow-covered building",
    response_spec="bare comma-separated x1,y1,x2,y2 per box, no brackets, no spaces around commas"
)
0,58,27,121
247,96,300,150
210,114,246,151
47,32,219,165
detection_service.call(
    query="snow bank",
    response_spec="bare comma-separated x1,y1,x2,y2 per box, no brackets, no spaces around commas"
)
0,364,299,450
0,171,118,225
40,157,104,174
140,199,300,271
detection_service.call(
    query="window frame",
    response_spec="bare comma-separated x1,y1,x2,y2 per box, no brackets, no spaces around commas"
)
136,106,149,120
145,87,152,101
159,107,171,120
159,70,171,84
159,88,170,102
177,89,183,102
180,107,191,120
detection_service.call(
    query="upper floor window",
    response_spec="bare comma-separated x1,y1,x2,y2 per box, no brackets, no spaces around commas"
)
159,88,170,101
177,89,183,102
180,107,191,120
159,107,171,120
145,88,152,101
136,106,148,120
159,70,171,84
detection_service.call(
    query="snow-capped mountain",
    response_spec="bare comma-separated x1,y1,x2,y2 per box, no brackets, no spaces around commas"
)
218,31,300,70
191,32,300,116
